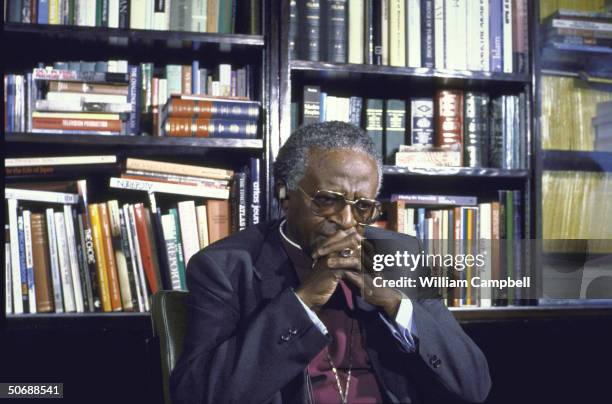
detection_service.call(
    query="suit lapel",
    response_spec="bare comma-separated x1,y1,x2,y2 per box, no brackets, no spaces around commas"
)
254,220,300,300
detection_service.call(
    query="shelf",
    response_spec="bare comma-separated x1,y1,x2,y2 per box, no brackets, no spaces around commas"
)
451,304,612,322
383,165,530,178
6,312,152,332
542,150,612,172
3,22,264,48
290,60,530,86
540,43,612,79
5,133,264,151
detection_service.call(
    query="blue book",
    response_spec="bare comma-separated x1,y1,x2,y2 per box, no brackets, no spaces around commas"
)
417,208,426,244
127,65,141,136
320,92,327,122
38,0,49,24
17,213,30,313
191,61,200,94
489,0,503,73
7,75,14,133
248,158,261,226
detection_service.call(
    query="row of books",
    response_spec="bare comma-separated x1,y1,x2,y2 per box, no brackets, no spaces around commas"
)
4,0,251,35
383,191,526,307
4,61,259,137
541,75,612,151
299,85,528,169
289,0,529,74
5,156,261,315
593,101,612,151
541,8,612,54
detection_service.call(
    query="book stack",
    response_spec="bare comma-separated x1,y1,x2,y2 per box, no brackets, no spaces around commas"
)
5,157,262,315
541,8,612,55
4,61,257,136
300,85,527,168
4,0,258,34
593,101,612,151
161,95,260,138
385,191,525,307
290,0,529,74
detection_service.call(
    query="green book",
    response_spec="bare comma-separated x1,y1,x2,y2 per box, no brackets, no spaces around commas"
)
169,208,187,290
384,99,406,164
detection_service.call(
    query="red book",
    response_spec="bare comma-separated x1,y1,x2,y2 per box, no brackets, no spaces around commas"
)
32,117,122,132
435,90,464,162
133,204,161,294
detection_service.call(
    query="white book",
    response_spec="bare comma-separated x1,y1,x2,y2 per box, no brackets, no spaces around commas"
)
54,212,76,312
218,64,232,97
407,0,421,68
75,0,87,26
478,203,492,308
161,214,182,290
348,0,365,64
434,0,445,69
502,0,513,73
5,234,12,315
5,188,79,204
195,205,209,249
145,0,154,30
127,204,150,312
341,97,351,123
107,201,134,311
85,0,96,27
550,19,612,32
192,0,208,33
109,0,120,28
466,0,481,71
46,209,64,313
34,99,132,113
63,205,84,313
178,201,200,267
7,200,23,315
158,78,168,109
130,0,146,29
445,0,467,71
478,0,490,71
109,177,230,199
381,0,389,65
388,0,406,66
6,155,117,167
45,91,128,105
22,210,37,314
123,204,145,312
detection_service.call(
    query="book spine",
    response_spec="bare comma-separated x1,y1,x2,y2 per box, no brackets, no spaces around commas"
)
365,99,384,159
164,99,260,120
169,208,187,290
133,204,160,294
348,0,364,64
326,0,348,63
409,98,434,146
435,90,463,159
118,0,129,28
465,0,480,71
207,200,230,244
76,180,101,311
238,172,247,231
150,207,172,291
433,0,444,68
502,0,512,73
514,0,528,74
32,117,122,132
421,0,434,68
478,0,490,71
17,213,30,313
302,0,321,61
384,99,406,164
127,65,141,135
22,211,37,313
118,207,142,311
302,85,321,125
161,215,182,290
407,0,421,68
38,0,49,23
76,214,95,311
125,158,233,180
54,212,76,312
5,227,12,315
108,201,134,311
127,204,150,311
195,205,209,250
63,205,85,313
388,0,405,66
45,209,64,312
488,96,503,168
88,204,112,312
463,92,488,168
364,0,374,64
548,18,612,32
489,0,503,73
249,157,261,226
177,201,200,266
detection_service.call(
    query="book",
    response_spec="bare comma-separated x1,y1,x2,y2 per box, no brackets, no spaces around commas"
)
303,85,321,125
6,155,117,167
348,0,365,64
489,0,503,73
195,205,210,250
45,208,64,313
406,0,421,68
420,0,434,68
395,148,462,167
133,204,161,294
365,98,384,159
76,180,100,312
390,194,478,206
118,205,143,311
125,204,150,312
169,208,187,290
108,200,135,311
109,177,230,199
325,0,348,63
463,92,489,168
54,211,76,312
89,204,112,312
384,99,406,164
5,226,12,315
177,200,200,267
5,188,79,204
161,214,182,290
435,90,463,159
207,199,231,244
248,158,261,227
63,205,85,313
22,210,37,313
162,96,260,120
388,0,406,66
162,117,257,138
300,0,321,61
409,98,434,147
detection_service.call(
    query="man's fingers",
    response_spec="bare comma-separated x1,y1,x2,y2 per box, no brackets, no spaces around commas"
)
312,228,360,259
314,232,362,259
326,256,361,270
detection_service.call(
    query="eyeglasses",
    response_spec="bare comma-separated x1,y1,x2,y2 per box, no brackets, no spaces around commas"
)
297,186,381,225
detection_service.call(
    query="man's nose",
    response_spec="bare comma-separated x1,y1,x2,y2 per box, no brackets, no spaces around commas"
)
331,204,357,230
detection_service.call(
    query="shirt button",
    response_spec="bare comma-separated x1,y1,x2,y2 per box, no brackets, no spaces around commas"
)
280,334,291,342
289,327,298,335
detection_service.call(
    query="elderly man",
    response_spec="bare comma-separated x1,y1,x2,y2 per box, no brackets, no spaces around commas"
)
170,122,491,404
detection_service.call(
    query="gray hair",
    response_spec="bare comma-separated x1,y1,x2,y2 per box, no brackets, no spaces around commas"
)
273,121,383,194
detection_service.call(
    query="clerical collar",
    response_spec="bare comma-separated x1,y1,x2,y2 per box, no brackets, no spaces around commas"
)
279,219,302,250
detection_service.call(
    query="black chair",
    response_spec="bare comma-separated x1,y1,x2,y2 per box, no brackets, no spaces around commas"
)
151,291,189,404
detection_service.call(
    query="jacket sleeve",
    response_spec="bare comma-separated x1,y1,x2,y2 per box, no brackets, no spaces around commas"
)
169,250,329,404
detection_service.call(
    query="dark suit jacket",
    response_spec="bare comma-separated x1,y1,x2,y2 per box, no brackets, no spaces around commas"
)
170,220,491,404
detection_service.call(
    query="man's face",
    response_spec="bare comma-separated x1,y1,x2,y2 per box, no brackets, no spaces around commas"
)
285,148,379,254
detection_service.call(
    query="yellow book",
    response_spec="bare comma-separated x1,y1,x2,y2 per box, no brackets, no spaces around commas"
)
89,204,112,312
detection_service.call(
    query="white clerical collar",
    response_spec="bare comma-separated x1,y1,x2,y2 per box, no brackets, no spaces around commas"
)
279,219,303,251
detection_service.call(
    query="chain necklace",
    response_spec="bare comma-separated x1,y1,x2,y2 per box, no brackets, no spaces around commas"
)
326,319,354,404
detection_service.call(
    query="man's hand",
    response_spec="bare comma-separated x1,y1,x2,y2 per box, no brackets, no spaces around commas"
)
295,228,402,318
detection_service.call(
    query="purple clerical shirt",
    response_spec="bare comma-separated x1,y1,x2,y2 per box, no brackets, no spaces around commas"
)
281,233,384,404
